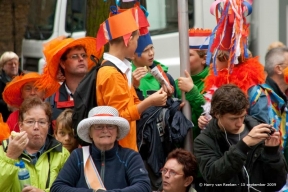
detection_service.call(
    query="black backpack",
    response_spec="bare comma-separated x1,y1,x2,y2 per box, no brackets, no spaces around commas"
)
72,55,121,145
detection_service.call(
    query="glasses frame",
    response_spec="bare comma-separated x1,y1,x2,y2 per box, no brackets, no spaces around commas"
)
67,53,88,60
23,119,49,128
160,168,184,177
91,124,117,131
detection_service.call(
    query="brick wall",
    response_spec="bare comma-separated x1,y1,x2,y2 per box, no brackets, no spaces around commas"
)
0,0,31,57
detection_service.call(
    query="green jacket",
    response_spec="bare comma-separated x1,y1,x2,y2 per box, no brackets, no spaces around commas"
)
0,135,69,192
175,67,209,140
132,60,176,99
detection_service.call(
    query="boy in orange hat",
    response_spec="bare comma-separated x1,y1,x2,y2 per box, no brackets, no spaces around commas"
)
96,7,167,151
39,36,103,133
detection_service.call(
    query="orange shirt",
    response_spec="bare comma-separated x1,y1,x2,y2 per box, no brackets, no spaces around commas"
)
96,66,141,151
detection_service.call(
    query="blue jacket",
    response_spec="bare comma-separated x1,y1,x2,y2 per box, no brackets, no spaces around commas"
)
248,77,288,161
51,142,151,192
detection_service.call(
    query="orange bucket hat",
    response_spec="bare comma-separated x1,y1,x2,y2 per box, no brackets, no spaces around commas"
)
36,36,104,91
3,72,57,108
44,36,104,79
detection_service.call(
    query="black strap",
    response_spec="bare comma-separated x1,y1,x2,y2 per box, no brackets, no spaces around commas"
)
45,153,51,189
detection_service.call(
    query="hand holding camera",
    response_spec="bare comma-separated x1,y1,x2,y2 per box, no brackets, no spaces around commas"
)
243,124,278,146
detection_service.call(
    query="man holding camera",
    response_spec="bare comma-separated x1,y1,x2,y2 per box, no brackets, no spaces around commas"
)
194,84,287,192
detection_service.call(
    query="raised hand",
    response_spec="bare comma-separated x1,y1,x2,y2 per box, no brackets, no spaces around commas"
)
6,131,29,160
132,67,147,88
243,124,273,146
148,88,167,106
177,70,194,92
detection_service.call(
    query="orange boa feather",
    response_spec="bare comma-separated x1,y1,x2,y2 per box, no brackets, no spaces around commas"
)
204,57,265,94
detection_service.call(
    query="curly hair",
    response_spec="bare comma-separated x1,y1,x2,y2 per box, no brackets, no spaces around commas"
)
19,97,52,123
210,84,249,117
166,148,197,179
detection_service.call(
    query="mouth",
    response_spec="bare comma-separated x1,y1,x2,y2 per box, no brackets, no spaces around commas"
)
100,136,111,138
162,181,169,186
78,64,86,68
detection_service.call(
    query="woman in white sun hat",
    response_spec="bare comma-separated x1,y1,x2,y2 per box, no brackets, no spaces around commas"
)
51,106,151,192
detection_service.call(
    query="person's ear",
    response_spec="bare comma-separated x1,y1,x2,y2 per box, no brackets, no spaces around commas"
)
202,55,207,65
19,122,23,131
184,176,193,187
59,62,65,70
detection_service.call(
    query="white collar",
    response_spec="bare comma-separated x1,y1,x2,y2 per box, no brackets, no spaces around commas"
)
103,53,131,74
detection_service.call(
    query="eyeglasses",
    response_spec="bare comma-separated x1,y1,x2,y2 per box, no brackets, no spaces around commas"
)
23,119,49,127
68,53,88,60
160,168,184,177
92,124,117,131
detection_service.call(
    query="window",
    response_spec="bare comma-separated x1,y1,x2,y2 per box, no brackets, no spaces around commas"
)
65,0,87,33
146,0,194,35
24,0,57,40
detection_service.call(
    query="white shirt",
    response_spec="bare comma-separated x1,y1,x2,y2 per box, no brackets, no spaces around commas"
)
64,84,74,101
103,53,132,87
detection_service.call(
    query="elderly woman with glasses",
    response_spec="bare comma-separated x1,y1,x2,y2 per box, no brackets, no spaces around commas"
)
0,97,70,192
157,149,197,192
51,106,151,192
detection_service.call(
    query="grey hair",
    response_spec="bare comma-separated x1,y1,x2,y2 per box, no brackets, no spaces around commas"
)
265,47,288,76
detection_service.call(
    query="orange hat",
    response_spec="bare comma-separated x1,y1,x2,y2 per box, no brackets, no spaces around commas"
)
3,72,57,108
36,36,104,91
44,36,103,79
97,8,139,50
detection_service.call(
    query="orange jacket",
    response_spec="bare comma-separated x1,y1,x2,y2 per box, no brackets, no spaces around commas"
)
96,66,141,151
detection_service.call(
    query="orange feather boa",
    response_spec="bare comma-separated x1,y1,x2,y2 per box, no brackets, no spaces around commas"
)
204,56,265,94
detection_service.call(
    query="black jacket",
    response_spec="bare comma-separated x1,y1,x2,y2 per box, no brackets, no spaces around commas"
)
46,82,74,134
194,116,287,192
137,98,193,176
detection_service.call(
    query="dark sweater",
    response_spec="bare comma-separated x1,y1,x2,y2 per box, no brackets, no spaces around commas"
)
51,142,151,192
194,116,288,192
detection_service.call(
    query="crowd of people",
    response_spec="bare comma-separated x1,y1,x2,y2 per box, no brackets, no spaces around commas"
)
1,0,288,192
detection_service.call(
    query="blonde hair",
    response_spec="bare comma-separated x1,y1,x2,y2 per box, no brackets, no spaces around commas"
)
267,41,286,52
0,51,19,69
55,109,73,133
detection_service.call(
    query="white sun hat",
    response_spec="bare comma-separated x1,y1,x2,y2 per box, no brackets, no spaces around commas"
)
77,106,130,143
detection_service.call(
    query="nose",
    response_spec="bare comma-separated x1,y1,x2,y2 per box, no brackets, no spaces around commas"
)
148,49,153,56
235,118,243,127
65,134,71,141
30,88,36,95
33,121,40,130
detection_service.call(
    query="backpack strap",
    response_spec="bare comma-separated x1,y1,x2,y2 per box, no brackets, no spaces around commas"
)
82,146,106,190
101,61,122,73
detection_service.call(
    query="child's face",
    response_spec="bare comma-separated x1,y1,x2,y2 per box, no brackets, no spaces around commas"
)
134,44,154,67
189,49,206,75
126,31,140,59
55,126,78,153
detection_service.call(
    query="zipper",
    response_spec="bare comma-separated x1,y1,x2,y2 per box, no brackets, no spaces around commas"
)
100,151,105,182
